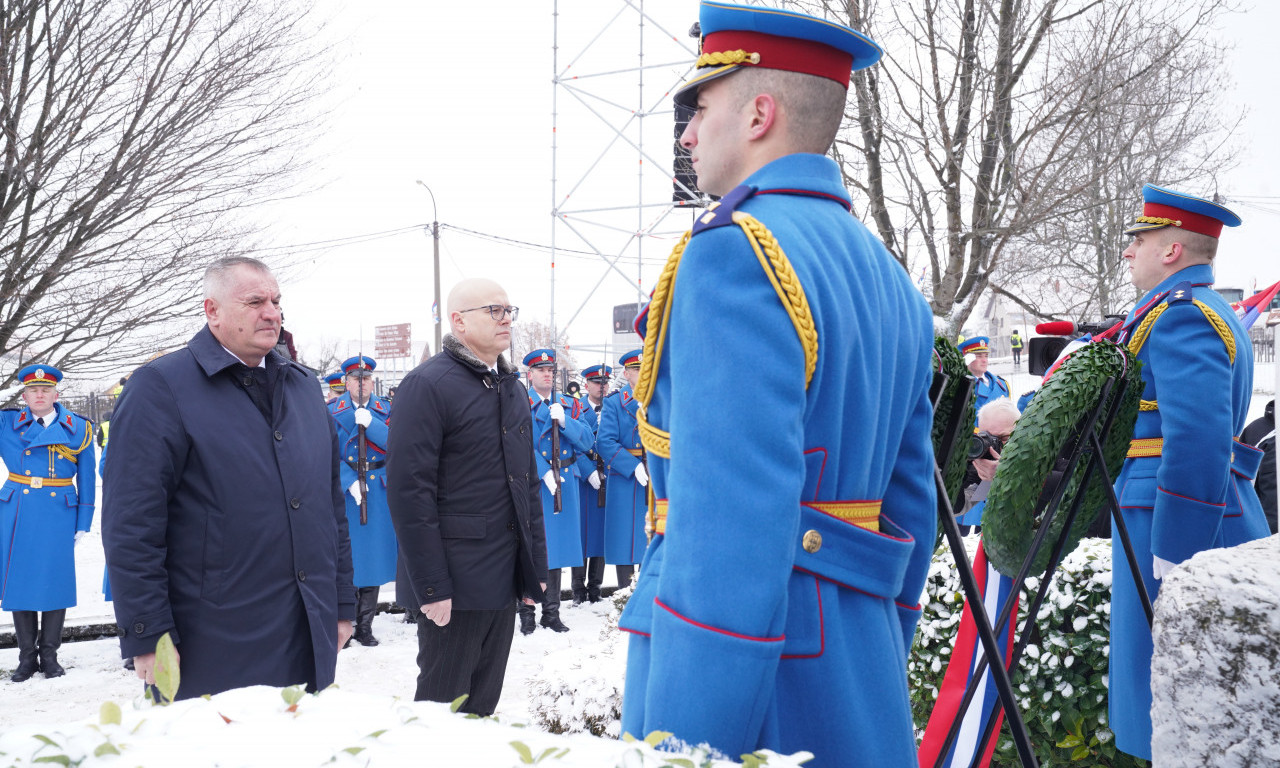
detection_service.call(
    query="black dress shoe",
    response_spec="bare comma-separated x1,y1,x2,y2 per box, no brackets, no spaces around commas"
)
540,614,570,633
519,612,536,635
354,631,380,647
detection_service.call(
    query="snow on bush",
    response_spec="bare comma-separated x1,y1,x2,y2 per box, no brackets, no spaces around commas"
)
528,582,632,736
0,684,814,767
909,538,1149,767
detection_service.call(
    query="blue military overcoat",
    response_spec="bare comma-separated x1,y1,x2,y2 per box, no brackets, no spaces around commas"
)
596,386,647,565
103,326,357,700
530,390,593,569
574,400,607,559
0,403,95,610
618,154,937,764
1109,264,1269,759
972,370,1011,418
330,392,398,587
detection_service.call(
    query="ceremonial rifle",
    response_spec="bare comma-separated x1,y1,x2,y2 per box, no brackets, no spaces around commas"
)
549,351,562,514
355,333,369,525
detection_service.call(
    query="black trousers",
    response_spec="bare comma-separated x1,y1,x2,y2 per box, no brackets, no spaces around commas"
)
414,603,516,716
518,568,562,617
570,557,604,595
1012,348,1021,364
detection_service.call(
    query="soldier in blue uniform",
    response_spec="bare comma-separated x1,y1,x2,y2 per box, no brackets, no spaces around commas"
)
1,364,96,681
324,371,345,403
959,336,1011,419
571,363,612,605
328,355,397,646
617,4,937,763
520,349,593,634
596,350,647,588
1109,184,1270,761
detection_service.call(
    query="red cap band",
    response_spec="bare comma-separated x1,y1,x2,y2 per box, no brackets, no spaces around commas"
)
1143,202,1223,239
702,30,853,88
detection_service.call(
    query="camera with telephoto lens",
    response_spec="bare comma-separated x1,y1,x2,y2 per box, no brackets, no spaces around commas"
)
968,431,1004,461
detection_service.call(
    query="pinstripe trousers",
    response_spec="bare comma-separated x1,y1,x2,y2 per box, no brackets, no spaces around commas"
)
413,603,517,716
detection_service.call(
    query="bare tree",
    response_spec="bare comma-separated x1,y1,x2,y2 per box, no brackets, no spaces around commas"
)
509,318,577,385
809,0,1237,334
0,0,326,388
300,334,343,377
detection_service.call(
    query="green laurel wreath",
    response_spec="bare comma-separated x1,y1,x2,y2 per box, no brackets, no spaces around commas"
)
932,337,976,512
982,341,1143,577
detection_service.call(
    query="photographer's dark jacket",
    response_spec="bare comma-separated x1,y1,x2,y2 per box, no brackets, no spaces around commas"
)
103,325,356,699
387,335,547,609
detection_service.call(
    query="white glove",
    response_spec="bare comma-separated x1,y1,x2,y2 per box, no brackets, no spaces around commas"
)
634,463,649,487
348,479,363,506
1152,555,1177,580
542,469,558,494
354,408,373,428
548,402,565,425
587,470,602,490
74,531,86,545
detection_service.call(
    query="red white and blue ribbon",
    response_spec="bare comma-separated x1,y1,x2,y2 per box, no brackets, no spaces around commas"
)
918,541,1019,768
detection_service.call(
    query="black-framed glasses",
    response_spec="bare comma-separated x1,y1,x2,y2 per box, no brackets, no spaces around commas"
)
459,304,519,322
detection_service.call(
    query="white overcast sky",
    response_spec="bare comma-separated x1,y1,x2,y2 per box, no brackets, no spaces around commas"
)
259,0,1280,368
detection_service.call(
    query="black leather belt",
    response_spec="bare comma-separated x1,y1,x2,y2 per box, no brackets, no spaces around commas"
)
344,459,386,471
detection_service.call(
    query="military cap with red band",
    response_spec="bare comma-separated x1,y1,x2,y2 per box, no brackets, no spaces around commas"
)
523,349,557,369
581,364,613,381
1123,183,1242,239
674,1,882,108
17,364,63,387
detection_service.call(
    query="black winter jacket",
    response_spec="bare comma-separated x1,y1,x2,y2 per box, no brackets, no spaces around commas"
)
387,335,547,610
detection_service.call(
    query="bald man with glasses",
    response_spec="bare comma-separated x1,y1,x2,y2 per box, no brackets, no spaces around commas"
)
387,278,547,716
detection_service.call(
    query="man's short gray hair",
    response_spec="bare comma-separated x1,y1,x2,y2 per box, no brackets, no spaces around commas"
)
203,257,273,300
727,68,848,154
977,397,1022,426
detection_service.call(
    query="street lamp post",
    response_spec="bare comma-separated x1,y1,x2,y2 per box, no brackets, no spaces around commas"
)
416,180,442,357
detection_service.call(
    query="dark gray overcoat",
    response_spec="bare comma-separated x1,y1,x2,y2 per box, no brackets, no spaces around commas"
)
103,326,356,699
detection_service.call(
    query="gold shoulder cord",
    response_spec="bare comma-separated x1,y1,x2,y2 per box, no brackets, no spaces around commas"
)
1127,297,1237,413
636,213,818,534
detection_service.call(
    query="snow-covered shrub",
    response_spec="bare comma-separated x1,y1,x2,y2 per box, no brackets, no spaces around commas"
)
528,580,634,737
910,538,1149,767
527,630,627,737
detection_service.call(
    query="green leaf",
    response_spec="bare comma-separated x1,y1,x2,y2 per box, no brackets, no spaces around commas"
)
99,701,122,726
94,742,121,757
1056,733,1083,748
510,741,534,764
644,730,673,748
343,747,365,755
32,736,59,747
367,729,387,739
1071,744,1090,761
33,758,71,766
449,694,470,713
153,632,181,704
665,759,695,768
281,686,305,708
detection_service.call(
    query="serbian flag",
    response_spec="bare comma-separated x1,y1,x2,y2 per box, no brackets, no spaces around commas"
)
918,541,1020,768
1232,279,1280,332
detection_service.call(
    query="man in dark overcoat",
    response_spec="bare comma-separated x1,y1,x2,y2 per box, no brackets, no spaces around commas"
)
103,256,356,700
387,277,547,717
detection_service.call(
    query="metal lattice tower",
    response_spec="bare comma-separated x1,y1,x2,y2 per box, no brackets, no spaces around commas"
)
549,0,702,357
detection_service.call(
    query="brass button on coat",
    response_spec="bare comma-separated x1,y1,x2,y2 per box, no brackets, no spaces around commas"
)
802,530,822,553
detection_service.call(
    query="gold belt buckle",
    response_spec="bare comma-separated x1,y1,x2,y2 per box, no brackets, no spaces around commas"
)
30,477,43,489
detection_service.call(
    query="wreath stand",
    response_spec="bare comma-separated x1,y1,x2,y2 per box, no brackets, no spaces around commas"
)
927,372,1155,768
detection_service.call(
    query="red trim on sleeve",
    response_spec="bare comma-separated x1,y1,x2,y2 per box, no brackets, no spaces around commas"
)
655,598,784,643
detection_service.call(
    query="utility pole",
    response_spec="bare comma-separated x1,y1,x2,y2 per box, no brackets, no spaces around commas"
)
416,180,442,356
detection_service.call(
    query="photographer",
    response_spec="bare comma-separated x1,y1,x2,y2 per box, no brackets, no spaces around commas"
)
957,398,1021,534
